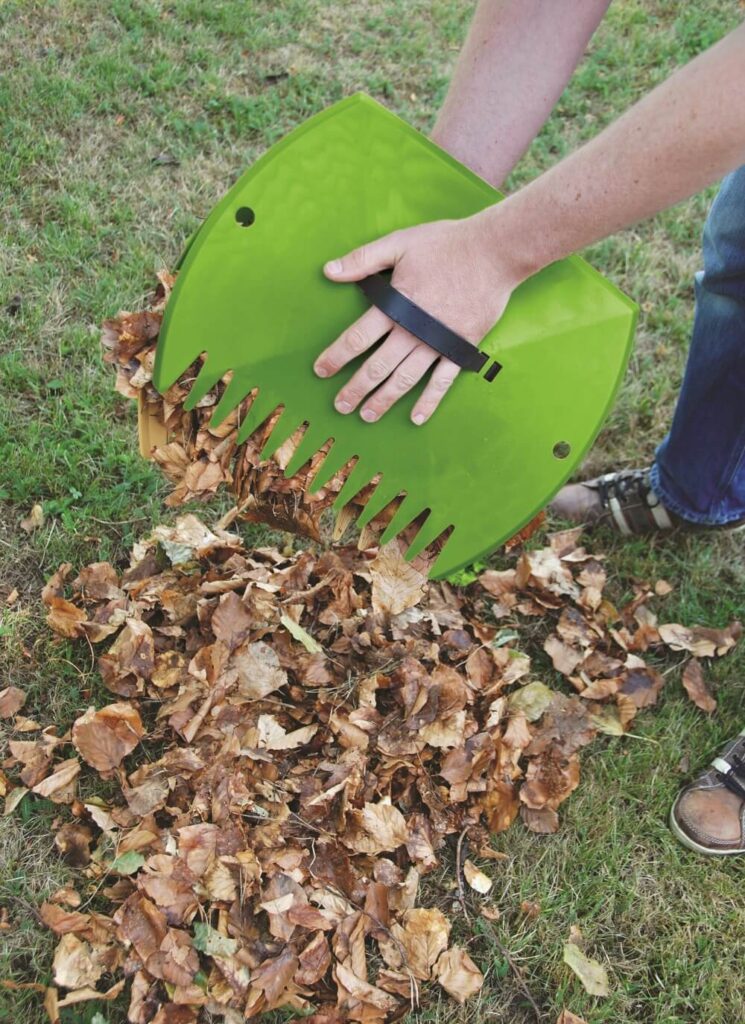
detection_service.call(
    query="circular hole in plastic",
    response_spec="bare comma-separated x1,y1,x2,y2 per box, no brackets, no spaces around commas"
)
553,441,571,460
235,206,255,227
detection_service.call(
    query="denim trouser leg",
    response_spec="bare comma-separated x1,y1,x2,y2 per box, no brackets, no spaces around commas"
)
650,166,745,525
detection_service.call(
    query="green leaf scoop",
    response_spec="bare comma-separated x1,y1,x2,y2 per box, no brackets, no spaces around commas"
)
153,93,637,578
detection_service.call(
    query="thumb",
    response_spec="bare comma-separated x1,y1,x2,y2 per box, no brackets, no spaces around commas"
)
324,232,401,282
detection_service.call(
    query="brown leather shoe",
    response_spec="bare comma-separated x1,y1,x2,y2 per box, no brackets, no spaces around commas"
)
670,729,745,855
550,468,677,535
551,467,745,536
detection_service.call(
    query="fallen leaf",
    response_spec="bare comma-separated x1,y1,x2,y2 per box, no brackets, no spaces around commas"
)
57,979,125,1007
658,621,740,658
0,686,26,718
32,759,80,803
52,934,105,989
192,922,238,957
563,937,610,997
509,681,555,722
434,946,484,1003
110,850,146,875
370,543,426,616
54,823,93,867
72,703,145,771
681,658,717,713
45,597,87,638
256,714,318,751
232,640,288,698
544,635,583,676
387,908,450,980
463,859,492,894
345,801,409,855
520,806,560,834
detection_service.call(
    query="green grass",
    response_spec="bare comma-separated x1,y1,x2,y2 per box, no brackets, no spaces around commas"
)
1,1,744,1022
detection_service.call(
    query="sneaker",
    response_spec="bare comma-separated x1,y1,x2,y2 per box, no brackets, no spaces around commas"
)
550,467,745,536
670,729,745,856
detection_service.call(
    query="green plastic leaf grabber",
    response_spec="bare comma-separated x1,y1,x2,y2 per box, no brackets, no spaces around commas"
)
153,93,637,579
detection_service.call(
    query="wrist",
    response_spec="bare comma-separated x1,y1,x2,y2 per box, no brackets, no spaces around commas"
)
469,195,558,287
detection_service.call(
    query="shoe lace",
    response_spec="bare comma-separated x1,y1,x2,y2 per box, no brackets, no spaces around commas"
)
715,750,745,802
596,469,652,510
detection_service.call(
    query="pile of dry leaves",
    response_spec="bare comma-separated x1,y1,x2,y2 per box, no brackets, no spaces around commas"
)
2,511,740,1022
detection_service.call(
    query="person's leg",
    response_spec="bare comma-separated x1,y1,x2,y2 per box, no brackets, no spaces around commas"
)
552,167,745,533
650,166,745,524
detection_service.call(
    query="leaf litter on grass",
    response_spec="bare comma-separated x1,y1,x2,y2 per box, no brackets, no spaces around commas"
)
3,513,739,1021
1,279,741,1022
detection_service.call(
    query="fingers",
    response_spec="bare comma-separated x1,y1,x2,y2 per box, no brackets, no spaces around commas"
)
332,328,418,415
359,345,438,422
314,305,392,379
410,358,461,424
323,232,401,282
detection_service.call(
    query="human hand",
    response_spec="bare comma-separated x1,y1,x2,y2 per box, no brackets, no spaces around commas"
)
313,212,527,424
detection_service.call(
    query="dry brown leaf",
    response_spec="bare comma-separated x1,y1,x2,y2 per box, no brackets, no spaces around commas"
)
658,621,740,658
32,759,80,803
0,686,26,718
52,934,105,990
681,658,717,714
463,859,492,894
369,543,426,616
232,640,288,698
434,946,484,1003
520,806,560,834
544,635,583,676
256,714,318,751
57,979,126,1007
54,823,93,867
72,703,145,771
345,801,409,855
388,908,451,980
45,597,87,638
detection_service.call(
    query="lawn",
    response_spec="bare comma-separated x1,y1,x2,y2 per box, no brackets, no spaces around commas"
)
1,1,744,1023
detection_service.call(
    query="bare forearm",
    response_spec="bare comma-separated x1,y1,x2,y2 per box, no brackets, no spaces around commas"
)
431,0,611,187
489,23,745,275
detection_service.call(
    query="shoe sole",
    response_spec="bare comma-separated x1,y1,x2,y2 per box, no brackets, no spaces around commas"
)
668,797,745,857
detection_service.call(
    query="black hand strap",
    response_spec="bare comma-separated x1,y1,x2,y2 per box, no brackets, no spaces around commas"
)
356,274,502,383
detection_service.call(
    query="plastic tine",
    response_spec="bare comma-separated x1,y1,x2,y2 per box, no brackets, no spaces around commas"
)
307,442,354,495
236,391,280,445
404,512,448,562
183,359,228,412
378,495,423,545
332,460,375,511
209,375,254,429
259,408,304,461
283,427,329,478
355,480,400,530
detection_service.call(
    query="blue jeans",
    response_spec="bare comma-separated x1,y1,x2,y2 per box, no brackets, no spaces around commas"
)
650,167,745,525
